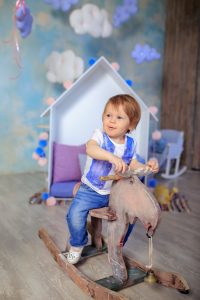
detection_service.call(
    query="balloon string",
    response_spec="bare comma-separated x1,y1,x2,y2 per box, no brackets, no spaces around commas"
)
9,0,27,79
14,0,27,66
16,0,26,12
1,1,27,79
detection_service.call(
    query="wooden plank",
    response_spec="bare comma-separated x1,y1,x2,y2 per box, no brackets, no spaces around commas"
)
89,207,117,221
38,228,128,300
192,30,200,169
38,227,190,298
161,0,200,169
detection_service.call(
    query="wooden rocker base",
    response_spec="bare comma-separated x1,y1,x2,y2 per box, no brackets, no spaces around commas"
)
38,228,190,299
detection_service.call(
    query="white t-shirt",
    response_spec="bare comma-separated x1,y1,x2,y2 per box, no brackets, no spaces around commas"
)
81,129,137,195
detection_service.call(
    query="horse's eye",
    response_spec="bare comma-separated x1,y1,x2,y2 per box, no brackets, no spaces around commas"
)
129,179,134,184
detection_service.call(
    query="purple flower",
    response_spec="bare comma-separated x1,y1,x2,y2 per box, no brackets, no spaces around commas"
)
124,0,137,5
44,0,60,10
44,0,79,12
112,0,138,28
131,44,161,64
124,0,138,14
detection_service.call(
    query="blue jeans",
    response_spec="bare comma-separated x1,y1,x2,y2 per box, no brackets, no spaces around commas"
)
66,183,135,247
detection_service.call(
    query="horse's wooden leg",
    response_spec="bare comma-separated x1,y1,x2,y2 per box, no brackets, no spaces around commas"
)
107,217,129,283
88,216,103,250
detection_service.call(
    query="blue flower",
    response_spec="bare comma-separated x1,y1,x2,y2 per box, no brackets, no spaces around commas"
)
39,140,48,148
125,79,133,87
35,147,46,158
41,192,49,201
88,58,96,66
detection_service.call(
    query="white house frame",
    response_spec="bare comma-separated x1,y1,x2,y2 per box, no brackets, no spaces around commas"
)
41,56,156,190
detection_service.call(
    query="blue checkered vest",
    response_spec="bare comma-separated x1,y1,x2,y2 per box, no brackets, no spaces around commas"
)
86,133,135,189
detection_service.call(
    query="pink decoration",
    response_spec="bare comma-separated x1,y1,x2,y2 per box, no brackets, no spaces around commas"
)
152,130,162,140
45,97,56,106
63,80,73,89
46,197,57,206
32,152,40,160
39,132,49,140
38,157,48,166
149,106,158,115
111,62,120,71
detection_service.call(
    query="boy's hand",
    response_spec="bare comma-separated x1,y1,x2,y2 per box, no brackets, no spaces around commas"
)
109,155,127,174
147,158,159,173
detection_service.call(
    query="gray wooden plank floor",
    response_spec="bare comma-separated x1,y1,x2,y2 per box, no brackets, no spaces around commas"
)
0,171,199,300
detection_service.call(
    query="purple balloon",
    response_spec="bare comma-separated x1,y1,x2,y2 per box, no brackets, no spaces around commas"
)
15,6,33,38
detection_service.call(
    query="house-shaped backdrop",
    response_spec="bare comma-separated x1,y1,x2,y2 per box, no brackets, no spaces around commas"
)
41,56,156,196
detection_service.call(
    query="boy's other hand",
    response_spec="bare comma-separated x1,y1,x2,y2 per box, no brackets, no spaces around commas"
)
147,158,159,173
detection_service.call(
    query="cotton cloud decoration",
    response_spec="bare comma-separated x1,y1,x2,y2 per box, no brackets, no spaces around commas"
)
45,50,84,84
69,4,113,38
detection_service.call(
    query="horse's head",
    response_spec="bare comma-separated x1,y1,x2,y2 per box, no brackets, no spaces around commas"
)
109,175,161,236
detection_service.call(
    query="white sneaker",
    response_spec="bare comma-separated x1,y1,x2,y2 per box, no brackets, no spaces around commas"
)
67,247,83,264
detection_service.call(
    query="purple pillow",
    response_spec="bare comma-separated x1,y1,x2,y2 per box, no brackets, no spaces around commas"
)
52,142,86,183
50,181,79,198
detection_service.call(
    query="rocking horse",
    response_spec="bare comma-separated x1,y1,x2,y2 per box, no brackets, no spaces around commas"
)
39,167,189,300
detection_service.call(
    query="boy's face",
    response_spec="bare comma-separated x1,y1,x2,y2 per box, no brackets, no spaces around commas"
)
103,104,131,141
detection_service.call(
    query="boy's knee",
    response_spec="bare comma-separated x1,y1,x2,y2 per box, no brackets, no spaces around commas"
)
66,204,75,220
66,209,82,226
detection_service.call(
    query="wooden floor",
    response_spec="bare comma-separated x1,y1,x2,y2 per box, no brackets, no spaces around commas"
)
0,171,199,300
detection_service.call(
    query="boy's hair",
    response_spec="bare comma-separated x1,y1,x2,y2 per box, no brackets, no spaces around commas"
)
103,94,141,130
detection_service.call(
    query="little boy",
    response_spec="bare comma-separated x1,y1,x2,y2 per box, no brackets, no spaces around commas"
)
66,94,159,264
